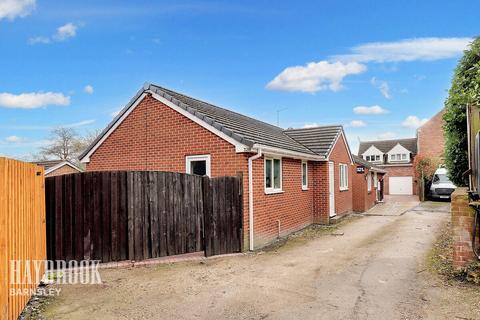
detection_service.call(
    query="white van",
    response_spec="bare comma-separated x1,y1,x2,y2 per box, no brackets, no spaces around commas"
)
430,167,456,200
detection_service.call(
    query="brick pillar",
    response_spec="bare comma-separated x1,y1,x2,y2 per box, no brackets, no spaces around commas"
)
451,188,476,270
312,161,329,224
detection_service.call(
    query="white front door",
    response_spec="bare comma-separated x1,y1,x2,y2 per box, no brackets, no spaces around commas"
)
329,161,336,217
389,176,413,195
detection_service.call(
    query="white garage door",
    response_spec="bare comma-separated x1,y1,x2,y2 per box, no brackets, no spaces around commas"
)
389,176,413,195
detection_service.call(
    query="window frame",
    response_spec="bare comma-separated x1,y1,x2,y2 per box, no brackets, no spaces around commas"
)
339,163,349,191
264,157,283,194
301,160,308,190
185,154,211,177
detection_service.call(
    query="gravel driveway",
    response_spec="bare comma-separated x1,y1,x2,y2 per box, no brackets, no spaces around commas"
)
39,200,479,319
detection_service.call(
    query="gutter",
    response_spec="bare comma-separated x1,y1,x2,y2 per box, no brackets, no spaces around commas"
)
248,149,263,251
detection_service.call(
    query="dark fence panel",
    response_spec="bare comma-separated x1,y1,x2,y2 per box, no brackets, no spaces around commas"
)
203,176,243,257
46,171,242,263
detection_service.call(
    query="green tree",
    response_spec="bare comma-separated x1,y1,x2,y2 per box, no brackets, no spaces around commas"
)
443,37,480,186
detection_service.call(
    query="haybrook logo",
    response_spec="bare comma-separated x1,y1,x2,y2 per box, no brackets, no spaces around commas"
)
9,260,102,296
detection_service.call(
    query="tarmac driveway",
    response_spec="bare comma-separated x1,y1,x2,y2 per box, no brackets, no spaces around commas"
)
40,200,475,320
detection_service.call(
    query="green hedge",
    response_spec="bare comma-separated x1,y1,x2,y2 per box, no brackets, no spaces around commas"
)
443,37,480,186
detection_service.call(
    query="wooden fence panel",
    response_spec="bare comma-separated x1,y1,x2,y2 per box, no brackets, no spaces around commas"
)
45,170,243,263
204,176,243,257
0,157,46,320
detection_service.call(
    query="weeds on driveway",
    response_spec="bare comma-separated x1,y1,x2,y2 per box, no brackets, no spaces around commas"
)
260,214,362,254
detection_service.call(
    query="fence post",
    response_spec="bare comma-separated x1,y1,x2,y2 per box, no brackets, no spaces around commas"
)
202,176,213,257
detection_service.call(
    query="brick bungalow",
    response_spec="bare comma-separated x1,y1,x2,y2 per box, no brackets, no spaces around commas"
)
358,138,418,195
352,155,386,212
79,83,354,250
33,159,83,177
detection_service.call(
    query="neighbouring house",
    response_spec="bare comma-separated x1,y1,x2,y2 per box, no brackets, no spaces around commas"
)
358,138,417,195
33,159,84,177
352,155,386,212
79,83,354,250
416,108,446,161
358,108,446,197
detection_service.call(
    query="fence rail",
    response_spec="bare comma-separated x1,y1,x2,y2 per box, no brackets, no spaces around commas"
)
0,158,46,320
46,171,242,263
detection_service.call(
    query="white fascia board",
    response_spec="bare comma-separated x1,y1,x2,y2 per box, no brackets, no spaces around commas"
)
387,143,411,155
253,144,324,161
45,161,83,175
80,93,148,163
80,91,252,163
149,91,251,153
362,145,383,156
326,132,354,164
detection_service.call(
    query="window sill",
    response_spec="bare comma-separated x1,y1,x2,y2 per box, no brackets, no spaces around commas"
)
264,189,284,195
302,187,309,191
339,188,349,192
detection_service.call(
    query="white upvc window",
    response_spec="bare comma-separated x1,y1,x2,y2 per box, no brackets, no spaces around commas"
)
186,155,211,177
390,153,409,162
339,163,348,191
301,160,308,190
373,172,378,188
265,157,282,194
367,171,372,192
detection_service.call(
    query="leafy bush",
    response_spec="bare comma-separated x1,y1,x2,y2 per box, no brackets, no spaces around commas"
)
443,37,480,186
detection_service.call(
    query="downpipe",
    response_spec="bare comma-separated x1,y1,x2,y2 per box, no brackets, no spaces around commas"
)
248,149,262,251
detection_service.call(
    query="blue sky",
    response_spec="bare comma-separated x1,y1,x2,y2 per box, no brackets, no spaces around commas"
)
0,0,477,159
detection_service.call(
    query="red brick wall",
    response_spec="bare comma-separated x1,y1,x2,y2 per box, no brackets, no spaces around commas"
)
45,165,81,177
329,134,353,215
312,161,329,224
85,94,331,249
451,188,476,270
86,94,243,177
382,165,417,195
417,109,445,160
249,156,314,248
352,166,383,212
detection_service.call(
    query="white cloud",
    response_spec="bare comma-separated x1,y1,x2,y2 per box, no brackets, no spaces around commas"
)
333,37,472,63
28,36,51,44
303,122,320,128
5,135,25,143
266,61,366,93
0,0,35,20
63,119,95,128
378,132,396,140
0,92,70,109
401,115,429,129
53,23,77,41
29,22,79,45
84,85,94,94
353,105,388,115
347,120,367,128
371,77,391,99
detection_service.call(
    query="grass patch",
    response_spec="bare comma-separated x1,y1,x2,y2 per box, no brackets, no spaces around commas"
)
426,221,454,278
